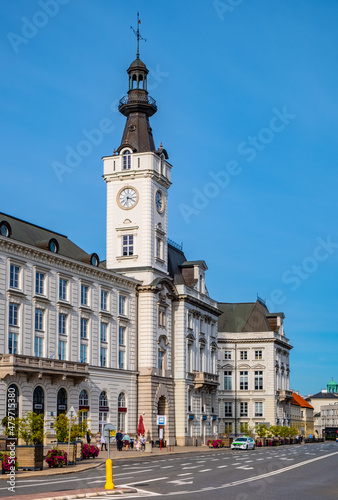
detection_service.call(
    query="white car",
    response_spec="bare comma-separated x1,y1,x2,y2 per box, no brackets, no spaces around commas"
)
231,437,255,450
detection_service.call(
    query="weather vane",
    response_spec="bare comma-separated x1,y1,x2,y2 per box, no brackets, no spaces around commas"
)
130,11,146,59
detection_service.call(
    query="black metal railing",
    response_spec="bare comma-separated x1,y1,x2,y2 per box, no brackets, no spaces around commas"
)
118,94,157,110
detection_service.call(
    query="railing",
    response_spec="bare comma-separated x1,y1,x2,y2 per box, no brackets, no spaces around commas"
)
118,94,157,110
277,389,293,403
168,238,183,251
193,371,219,388
0,354,88,376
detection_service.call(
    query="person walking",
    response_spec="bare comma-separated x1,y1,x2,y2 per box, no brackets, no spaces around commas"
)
116,429,123,451
95,431,101,449
86,429,91,445
123,433,130,451
100,433,107,451
140,435,146,451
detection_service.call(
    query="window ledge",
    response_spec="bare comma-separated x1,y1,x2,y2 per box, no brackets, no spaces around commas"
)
79,305,93,314
33,295,51,305
99,310,113,319
57,300,73,310
116,254,139,261
7,289,26,299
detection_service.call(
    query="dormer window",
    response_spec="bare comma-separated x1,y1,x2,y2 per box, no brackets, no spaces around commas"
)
123,150,131,170
0,221,11,237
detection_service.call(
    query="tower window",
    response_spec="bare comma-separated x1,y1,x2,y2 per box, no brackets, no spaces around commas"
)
123,150,131,170
122,235,134,256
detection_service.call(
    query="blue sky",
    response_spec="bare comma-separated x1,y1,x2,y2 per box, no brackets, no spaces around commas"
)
1,0,338,395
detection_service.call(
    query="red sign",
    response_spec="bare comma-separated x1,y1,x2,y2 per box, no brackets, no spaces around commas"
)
118,407,127,413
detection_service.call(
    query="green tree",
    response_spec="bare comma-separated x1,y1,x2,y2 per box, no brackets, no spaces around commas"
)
17,412,44,445
239,423,255,437
1,416,19,439
255,424,268,438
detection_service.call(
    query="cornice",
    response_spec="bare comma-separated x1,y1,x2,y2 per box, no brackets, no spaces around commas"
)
175,294,220,317
217,337,293,350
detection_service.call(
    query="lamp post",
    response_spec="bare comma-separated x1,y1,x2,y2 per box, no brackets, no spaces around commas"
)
66,406,75,466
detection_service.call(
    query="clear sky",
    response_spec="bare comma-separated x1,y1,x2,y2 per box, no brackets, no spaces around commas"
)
1,0,338,396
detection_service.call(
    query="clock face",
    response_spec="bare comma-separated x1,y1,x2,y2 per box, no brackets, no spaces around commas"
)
156,190,164,212
118,187,138,209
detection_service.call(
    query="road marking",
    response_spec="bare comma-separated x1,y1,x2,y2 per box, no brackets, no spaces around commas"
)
256,458,264,461
196,460,206,463
231,463,241,465
217,465,228,468
183,466,202,469
123,476,169,486
199,469,212,472
168,479,194,486
161,465,174,468
237,466,254,470
178,473,194,476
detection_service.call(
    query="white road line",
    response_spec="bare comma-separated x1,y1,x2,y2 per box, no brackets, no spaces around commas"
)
123,476,169,486
161,465,174,468
178,473,194,476
183,466,202,469
217,465,228,468
196,460,206,463
199,469,212,472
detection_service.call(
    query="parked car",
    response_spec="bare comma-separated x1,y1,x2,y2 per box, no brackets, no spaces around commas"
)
231,437,255,450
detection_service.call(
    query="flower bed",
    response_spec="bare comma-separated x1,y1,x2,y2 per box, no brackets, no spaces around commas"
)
0,452,18,473
45,448,67,468
82,444,100,459
207,439,224,448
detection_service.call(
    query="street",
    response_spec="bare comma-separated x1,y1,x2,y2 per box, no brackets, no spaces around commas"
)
1,442,338,499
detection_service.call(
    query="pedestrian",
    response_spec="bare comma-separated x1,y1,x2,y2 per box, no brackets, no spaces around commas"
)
116,429,123,451
95,431,101,449
101,433,107,451
86,429,91,445
130,437,134,449
135,439,140,451
140,435,146,451
123,433,130,451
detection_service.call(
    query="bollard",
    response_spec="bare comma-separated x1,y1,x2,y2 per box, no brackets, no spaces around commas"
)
105,458,115,490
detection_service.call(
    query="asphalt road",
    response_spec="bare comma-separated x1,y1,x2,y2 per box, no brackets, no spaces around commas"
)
1,442,338,499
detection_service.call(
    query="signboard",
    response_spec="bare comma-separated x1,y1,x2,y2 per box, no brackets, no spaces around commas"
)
157,415,167,425
104,423,116,441
66,406,76,418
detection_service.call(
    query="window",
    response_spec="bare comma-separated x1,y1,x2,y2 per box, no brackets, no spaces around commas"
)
8,332,18,354
255,350,263,360
35,272,44,295
10,264,19,289
9,303,18,326
156,238,163,259
100,290,108,310
80,318,88,339
59,313,66,335
118,350,124,369
240,402,248,417
34,336,43,357
57,388,67,416
187,313,193,329
79,389,89,406
158,349,164,373
240,371,248,390
100,322,107,343
119,295,126,315
119,326,125,345
35,308,44,331
123,150,131,170
158,307,166,327
118,392,126,432
254,371,264,390
81,284,89,306
224,351,231,360
80,343,87,363
255,402,263,417
199,346,204,372
224,402,232,417
122,235,133,256
240,350,247,360
187,343,192,372
59,278,67,301
224,371,232,390
100,346,107,367
58,340,66,360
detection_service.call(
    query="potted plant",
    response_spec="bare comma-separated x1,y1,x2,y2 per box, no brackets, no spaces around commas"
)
53,412,87,464
82,444,100,459
0,451,18,474
255,424,268,447
14,412,44,471
45,448,67,468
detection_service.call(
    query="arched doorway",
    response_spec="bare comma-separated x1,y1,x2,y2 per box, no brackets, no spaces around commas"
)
157,396,168,443
33,386,44,415
57,388,67,416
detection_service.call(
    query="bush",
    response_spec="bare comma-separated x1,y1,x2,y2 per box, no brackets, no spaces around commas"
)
45,448,67,468
207,439,224,448
0,452,18,471
82,444,100,459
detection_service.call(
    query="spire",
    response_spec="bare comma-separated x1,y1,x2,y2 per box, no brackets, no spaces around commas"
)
130,12,146,60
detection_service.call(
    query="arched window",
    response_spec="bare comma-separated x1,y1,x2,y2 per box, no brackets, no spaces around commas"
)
7,384,19,419
79,389,89,406
132,74,137,89
57,388,67,416
123,150,131,170
33,386,44,415
79,389,89,425
99,391,109,434
118,392,126,433
138,75,144,89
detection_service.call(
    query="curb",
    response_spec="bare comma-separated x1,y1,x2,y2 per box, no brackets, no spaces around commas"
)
38,488,138,499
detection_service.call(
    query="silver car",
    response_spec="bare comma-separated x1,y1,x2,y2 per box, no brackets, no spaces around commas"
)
231,437,255,450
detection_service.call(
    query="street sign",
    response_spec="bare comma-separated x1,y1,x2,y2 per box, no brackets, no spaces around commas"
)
66,406,76,418
104,423,116,440
157,415,167,425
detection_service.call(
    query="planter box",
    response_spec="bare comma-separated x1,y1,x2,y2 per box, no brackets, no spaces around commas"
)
75,440,83,461
56,443,76,465
220,438,233,447
16,445,43,471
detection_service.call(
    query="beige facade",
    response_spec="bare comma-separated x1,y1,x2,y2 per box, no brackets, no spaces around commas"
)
290,392,314,437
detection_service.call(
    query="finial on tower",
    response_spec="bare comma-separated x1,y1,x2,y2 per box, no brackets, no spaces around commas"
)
130,11,146,59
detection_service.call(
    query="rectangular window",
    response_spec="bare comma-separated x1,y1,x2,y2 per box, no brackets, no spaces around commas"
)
255,402,263,417
80,318,88,339
81,284,89,306
119,295,126,315
158,307,166,327
119,325,125,346
10,264,20,289
122,235,133,256
34,336,43,357
187,343,192,372
224,351,231,360
240,402,248,417
240,371,248,390
8,332,18,354
80,343,87,363
100,347,107,367
35,272,44,295
59,278,67,301
35,308,44,331
224,371,232,390
188,313,193,329
100,322,107,343
224,402,232,417
59,313,66,335
156,238,162,259
100,290,108,310
158,349,164,373
119,350,124,369
255,371,264,390
9,303,18,326
240,350,247,360
58,340,66,360
199,347,204,372
255,350,263,360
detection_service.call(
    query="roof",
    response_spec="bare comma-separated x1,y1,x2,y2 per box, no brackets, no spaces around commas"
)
218,300,273,333
0,212,95,264
128,57,147,71
306,392,338,400
291,392,314,409
167,243,186,285
327,380,338,386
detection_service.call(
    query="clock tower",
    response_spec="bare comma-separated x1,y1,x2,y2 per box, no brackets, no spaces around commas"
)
103,53,172,283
